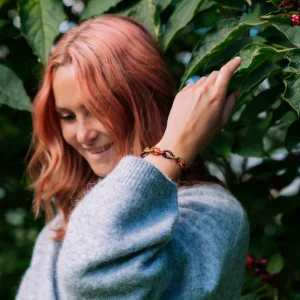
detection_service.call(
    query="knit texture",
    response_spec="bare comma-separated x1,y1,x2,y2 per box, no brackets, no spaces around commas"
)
16,156,249,300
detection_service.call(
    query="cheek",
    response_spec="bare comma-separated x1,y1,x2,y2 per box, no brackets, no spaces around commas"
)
60,124,77,147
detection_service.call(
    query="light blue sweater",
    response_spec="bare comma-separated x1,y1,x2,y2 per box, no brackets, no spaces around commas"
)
16,156,249,299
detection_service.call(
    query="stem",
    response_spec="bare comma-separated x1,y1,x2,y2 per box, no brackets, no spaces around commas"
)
271,43,294,49
277,47,297,52
253,284,268,294
218,8,230,19
221,6,245,12
257,291,274,300
269,1,289,15
222,158,234,188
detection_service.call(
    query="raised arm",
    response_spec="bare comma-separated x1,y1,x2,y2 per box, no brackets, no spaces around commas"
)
57,155,249,300
57,156,179,299
57,57,246,299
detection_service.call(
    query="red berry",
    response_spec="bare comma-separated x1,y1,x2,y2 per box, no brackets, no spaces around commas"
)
255,268,261,276
280,1,290,7
260,273,275,282
260,274,269,281
259,259,268,267
291,0,299,9
291,14,300,26
246,254,254,270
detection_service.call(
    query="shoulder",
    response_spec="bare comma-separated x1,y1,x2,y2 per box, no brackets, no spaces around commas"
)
178,183,246,216
177,183,249,245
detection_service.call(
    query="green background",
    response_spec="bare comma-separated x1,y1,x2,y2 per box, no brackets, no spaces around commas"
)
0,0,300,299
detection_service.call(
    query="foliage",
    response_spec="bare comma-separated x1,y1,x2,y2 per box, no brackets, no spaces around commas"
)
0,0,300,299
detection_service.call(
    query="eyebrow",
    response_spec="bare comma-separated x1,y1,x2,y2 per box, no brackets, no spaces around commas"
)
55,104,86,112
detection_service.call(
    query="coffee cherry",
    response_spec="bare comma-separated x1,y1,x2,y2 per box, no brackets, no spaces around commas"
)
280,1,290,7
290,0,299,9
281,0,299,9
258,259,268,268
255,268,261,276
260,273,276,282
260,274,270,281
292,14,300,25
246,254,254,270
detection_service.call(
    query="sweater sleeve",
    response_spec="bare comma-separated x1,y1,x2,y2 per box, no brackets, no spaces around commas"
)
57,156,178,300
57,156,249,300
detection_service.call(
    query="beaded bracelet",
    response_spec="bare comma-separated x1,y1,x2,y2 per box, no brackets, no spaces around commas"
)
140,146,190,181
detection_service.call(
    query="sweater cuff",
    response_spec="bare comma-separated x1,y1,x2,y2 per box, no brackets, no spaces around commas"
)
104,155,177,195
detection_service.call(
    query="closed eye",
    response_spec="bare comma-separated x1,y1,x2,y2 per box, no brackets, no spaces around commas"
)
59,114,76,121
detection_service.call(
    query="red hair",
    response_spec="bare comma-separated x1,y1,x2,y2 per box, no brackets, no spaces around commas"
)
27,14,223,241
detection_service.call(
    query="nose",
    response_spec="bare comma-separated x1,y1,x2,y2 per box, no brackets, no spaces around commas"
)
76,118,98,145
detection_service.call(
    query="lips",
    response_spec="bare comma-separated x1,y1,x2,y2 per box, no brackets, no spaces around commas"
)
88,142,113,154
85,142,113,161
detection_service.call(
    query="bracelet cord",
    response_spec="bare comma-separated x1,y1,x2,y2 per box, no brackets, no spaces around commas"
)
140,146,190,181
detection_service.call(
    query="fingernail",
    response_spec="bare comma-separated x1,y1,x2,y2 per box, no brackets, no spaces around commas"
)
234,56,242,61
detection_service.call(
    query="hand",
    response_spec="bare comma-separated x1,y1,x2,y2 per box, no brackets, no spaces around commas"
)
158,57,242,165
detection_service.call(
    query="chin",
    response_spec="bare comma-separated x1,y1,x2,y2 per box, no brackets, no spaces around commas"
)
90,160,117,178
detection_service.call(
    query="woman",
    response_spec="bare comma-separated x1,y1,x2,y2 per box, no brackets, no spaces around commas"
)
16,14,249,300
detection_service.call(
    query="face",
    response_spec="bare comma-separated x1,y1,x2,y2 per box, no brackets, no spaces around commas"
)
52,64,116,178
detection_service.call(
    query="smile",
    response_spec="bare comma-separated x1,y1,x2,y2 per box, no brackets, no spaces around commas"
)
86,143,113,160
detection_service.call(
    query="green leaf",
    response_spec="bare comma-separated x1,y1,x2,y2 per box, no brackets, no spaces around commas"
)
234,113,273,157
266,253,284,274
80,0,124,21
239,62,281,97
236,43,281,75
283,72,300,116
240,86,282,122
161,0,204,52
0,64,31,111
210,130,234,160
120,0,161,38
153,0,172,13
285,119,300,152
180,19,266,89
273,23,300,48
18,0,66,66
215,0,245,9
202,36,267,73
285,49,300,73
241,294,258,300
258,14,291,24
229,43,289,92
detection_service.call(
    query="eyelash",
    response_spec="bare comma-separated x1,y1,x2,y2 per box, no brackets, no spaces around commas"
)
59,115,75,121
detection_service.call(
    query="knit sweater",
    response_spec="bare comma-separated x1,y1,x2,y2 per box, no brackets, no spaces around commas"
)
16,156,249,300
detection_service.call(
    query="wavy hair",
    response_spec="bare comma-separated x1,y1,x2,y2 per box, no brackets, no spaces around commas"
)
27,14,223,241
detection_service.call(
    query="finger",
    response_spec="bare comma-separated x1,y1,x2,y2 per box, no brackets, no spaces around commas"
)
180,82,195,92
215,57,242,94
206,71,219,86
194,76,207,87
221,88,240,125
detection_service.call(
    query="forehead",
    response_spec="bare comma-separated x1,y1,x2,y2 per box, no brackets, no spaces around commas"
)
52,64,84,109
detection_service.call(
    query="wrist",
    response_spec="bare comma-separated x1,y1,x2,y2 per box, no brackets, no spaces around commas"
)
141,142,193,182
156,139,196,166
143,154,181,182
